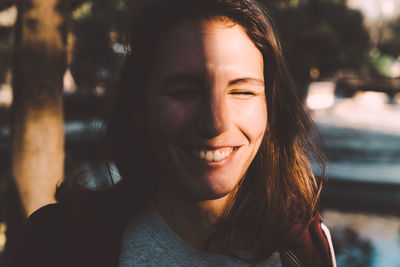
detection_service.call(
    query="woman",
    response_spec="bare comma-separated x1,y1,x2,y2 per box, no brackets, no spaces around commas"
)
7,0,336,266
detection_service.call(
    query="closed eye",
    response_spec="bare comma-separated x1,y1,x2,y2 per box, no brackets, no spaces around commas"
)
229,90,258,96
165,88,200,99
230,91,256,95
167,91,195,97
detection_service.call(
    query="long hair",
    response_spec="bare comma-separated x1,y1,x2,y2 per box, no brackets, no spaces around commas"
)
57,0,325,262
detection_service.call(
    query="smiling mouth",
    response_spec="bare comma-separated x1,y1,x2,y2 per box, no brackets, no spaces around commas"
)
191,147,239,162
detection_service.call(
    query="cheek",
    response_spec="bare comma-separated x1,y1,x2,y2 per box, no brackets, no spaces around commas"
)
150,99,196,137
230,98,267,140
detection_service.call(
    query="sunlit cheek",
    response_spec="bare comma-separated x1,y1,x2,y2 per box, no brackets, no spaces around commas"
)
230,99,267,141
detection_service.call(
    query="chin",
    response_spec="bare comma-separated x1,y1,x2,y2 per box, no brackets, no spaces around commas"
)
188,177,239,201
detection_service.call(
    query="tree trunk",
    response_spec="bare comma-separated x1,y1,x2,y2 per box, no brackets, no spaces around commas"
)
11,0,67,217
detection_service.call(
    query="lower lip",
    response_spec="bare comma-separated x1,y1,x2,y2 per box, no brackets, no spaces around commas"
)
181,147,239,168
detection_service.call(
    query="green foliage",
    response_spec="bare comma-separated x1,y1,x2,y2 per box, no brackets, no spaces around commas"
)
0,0,374,97
372,55,395,77
378,16,400,58
72,1,92,21
260,0,370,92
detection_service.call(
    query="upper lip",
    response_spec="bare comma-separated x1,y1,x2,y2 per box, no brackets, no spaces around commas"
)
182,145,240,150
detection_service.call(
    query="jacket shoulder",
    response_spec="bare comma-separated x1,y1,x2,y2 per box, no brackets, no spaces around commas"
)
6,203,124,267
27,203,71,228
280,213,337,267
5,204,77,267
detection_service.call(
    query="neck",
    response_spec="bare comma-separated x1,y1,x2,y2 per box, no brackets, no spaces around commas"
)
153,187,231,253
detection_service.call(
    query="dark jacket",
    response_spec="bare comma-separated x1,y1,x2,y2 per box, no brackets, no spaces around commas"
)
6,204,336,267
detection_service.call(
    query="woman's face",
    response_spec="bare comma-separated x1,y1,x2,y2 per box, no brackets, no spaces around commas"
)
145,18,267,201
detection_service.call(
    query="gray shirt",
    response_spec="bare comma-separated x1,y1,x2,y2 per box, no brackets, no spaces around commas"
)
119,205,282,266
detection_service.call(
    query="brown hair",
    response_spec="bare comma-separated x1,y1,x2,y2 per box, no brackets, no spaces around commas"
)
57,0,325,262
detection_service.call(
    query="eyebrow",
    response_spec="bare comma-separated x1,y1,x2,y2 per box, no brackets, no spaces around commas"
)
228,78,264,87
161,74,265,88
161,73,205,87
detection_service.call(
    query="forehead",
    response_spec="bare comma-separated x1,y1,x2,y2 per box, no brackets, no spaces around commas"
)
151,18,264,81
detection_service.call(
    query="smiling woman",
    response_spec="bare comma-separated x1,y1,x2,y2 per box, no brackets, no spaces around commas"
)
6,0,335,267
147,20,267,203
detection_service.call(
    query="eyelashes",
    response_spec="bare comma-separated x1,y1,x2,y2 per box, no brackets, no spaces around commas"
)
229,89,262,99
229,91,257,96
165,88,200,99
167,91,258,100
163,86,262,100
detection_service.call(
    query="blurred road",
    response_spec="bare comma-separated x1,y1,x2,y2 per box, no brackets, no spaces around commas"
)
307,85,400,267
307,83,400,214
309,87,400,184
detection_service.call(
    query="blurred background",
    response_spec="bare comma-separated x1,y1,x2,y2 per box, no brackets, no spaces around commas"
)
0,0,399,266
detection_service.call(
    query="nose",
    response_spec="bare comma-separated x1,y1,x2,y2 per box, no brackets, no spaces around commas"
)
196,91,230,138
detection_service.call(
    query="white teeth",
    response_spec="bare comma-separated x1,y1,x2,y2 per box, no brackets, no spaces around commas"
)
214,150,222,161
194,147,234,162
206,151,213,161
